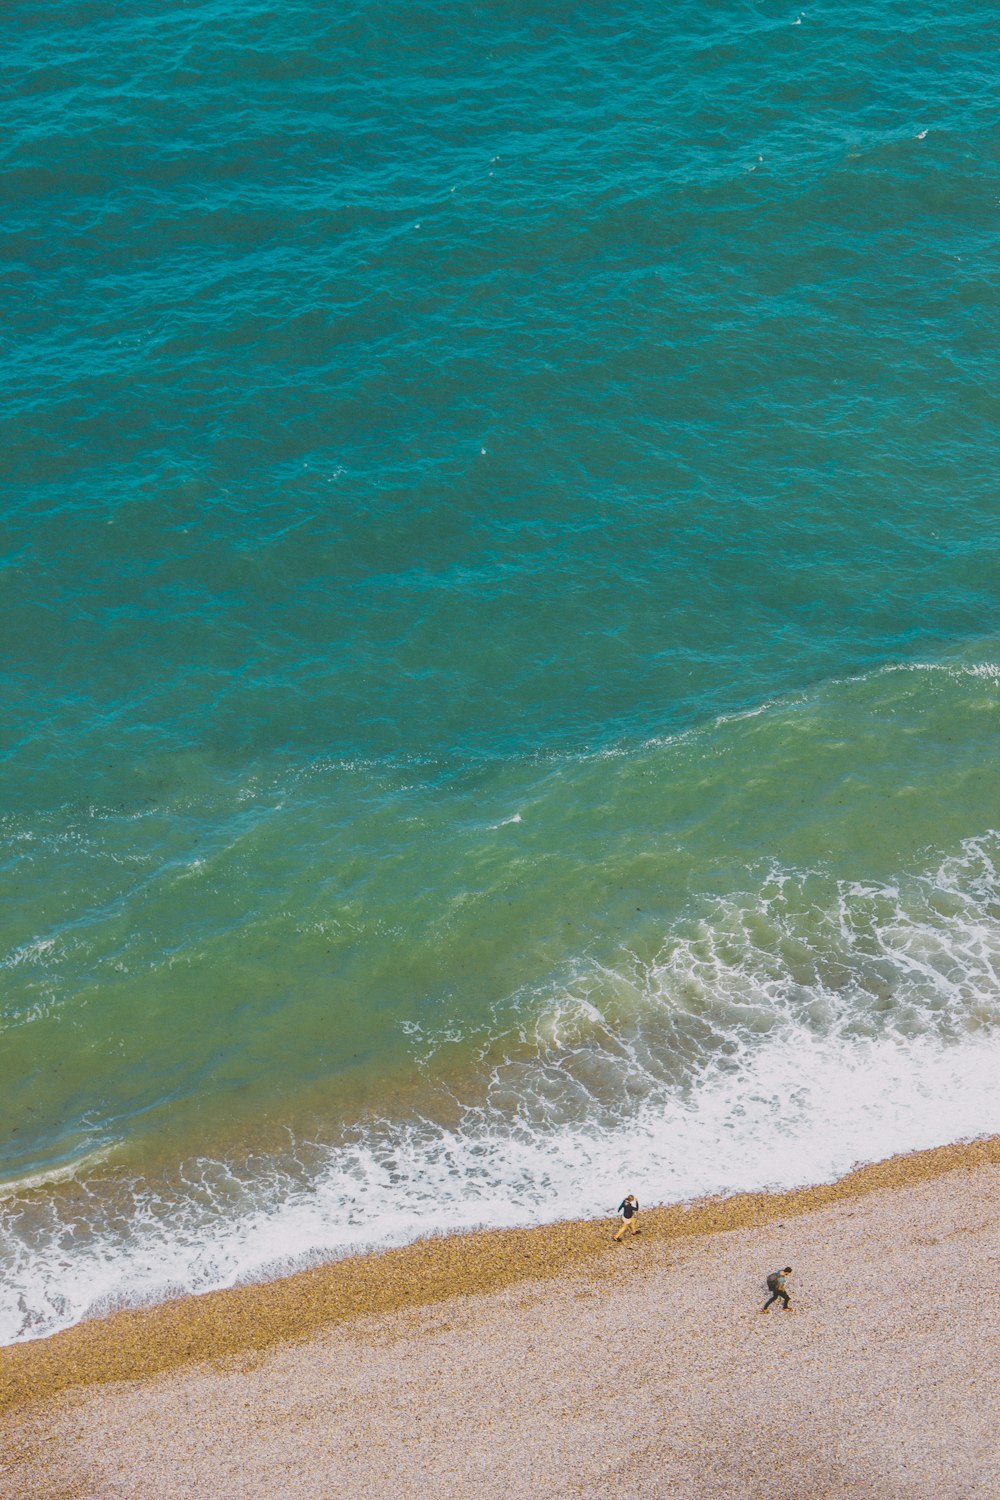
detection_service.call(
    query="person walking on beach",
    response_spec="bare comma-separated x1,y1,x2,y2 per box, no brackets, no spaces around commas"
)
613,1193,640,1242
761,1266,793,1312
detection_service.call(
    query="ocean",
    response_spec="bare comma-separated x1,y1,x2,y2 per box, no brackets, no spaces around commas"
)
3,0,999,1344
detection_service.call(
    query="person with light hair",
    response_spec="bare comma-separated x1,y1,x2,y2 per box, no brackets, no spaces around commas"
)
613,1193,640,1242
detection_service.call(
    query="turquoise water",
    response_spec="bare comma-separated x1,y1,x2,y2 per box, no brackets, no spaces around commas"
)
3,0,1000,1341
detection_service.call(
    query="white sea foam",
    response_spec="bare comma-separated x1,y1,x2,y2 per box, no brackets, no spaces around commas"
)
1,834,998,1346
4,935,58,969
1,1028,996,1347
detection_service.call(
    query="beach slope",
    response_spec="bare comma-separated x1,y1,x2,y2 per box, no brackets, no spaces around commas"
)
3,1139,998,1498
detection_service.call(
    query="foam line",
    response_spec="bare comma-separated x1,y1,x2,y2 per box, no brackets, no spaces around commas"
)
2,833,998,1345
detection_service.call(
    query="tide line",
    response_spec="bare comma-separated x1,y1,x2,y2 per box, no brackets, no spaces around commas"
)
2,1133,997,1415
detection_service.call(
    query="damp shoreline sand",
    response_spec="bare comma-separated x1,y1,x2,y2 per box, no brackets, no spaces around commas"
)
3,1136,998,1497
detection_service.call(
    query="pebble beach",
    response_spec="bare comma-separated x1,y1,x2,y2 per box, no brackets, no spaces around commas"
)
3,1137,997,1499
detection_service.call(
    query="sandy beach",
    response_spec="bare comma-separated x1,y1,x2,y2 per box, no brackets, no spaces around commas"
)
2,1137,998,1499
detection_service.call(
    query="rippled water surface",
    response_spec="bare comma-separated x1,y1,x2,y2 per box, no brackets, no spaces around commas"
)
3,0,1000,1341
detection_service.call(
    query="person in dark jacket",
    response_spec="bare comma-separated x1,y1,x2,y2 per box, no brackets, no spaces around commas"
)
613,1193,640,1242
761,1266,793,1311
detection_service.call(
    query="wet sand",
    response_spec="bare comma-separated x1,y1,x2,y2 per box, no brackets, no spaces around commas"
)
2,1137,998,1498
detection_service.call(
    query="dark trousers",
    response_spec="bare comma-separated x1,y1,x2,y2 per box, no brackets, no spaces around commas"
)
763,1288,790,1310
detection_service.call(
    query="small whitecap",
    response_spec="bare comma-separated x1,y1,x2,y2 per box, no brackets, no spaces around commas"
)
5,936,57,968
915,129,928,140
488,812,522,829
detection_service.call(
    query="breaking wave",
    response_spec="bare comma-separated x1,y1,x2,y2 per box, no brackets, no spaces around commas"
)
2,832,998,1345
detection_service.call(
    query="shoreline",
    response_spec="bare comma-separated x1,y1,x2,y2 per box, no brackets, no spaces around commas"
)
2,1133,998,1416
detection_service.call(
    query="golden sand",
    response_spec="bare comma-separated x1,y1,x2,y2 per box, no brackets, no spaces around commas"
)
2,1134,997,1416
